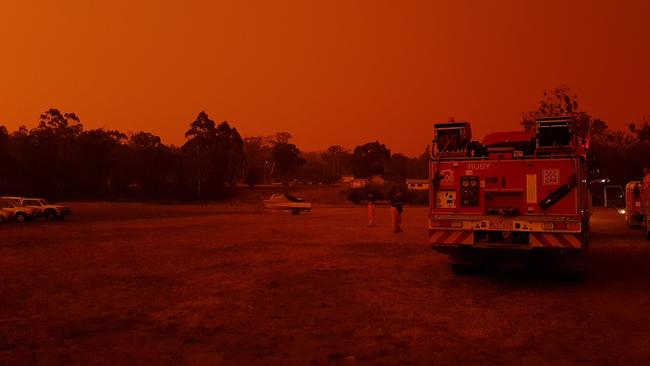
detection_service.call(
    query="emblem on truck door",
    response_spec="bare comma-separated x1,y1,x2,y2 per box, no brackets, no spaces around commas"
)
440,169,454,186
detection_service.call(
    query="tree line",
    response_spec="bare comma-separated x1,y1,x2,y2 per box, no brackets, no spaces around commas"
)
1,88,647,201
0,109,427,200
521,86,650,186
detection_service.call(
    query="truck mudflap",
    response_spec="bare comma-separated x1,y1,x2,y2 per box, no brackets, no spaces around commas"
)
430,230,583,249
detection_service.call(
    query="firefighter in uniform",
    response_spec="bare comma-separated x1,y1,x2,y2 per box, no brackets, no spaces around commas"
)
390,190,404,233
367,192,376,227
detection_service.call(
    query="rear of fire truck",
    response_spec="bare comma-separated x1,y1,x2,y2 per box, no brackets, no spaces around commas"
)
643,183,650,239
429,117,590,274
624,181,644,227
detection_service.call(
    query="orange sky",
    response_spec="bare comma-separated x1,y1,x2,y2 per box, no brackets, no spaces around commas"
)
1,0,649,156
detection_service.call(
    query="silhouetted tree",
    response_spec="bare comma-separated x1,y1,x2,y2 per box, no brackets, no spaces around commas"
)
182,112,246,199
27,109,83,196
245,166,259,187
272,142,305,189
0,126,11,191
183,111,217,199
384,153,409,182
274,131,292,144
296,152,325,184
244,136,274,185
74,129,126,196
521,86,591,138
352,141,390,178
321,145,353,183
215,121,245,187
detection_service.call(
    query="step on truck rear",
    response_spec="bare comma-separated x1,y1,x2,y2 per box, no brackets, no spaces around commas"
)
429,117,590,271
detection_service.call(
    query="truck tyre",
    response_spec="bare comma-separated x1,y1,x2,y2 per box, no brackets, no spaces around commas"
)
292,209,300,215
0,216,5,224
45,210,57,221
15,212,26,223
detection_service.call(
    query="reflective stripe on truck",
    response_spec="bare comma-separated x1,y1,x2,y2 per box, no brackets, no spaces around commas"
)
530,232,582,249
429,230,474,245
430,229,583,249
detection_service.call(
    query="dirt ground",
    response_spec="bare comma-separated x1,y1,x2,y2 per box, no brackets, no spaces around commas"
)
1,203,650,365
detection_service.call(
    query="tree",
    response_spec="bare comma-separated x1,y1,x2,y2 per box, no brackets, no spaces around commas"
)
322,145,347,183
0,126,11,190
245,165,259,187
183,111,217,199
28,108,84,196
521,86,591,138
628,116,650,144
384,153,409,182
215,121,245,187
272,142,305,189
274,131,292,144
74,129,126,196
182,112,246,198
296,152,326,184
130,131,162,149
244,136,274,185
352,141,390,178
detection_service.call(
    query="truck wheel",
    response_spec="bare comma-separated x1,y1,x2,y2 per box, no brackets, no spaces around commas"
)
292,209,300,215
0,216,5,224
45,210,57,221
15,213,26,223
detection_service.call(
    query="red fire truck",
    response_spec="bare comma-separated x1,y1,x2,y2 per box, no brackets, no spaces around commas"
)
624,181,644,227
643,184,650,239
429,117,590,274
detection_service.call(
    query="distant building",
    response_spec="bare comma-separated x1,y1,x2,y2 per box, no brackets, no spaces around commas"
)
407,178,429,191
370,175,385,185
339,175,355,184
350,178,369,189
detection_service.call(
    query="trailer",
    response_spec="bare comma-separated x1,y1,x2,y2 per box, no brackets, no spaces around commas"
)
429,117,590,274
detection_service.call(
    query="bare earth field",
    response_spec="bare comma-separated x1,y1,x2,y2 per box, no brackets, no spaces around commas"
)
1,204,650,365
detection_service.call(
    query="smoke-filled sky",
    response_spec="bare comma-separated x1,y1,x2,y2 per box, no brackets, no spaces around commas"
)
1,0,649,155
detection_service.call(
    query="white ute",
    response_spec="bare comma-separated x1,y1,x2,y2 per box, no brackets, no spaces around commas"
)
263,193,312,215
0,199,37,222
2,197,71,220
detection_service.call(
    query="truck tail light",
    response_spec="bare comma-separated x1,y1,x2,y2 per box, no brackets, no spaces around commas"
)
542,222,580,230
553,223,568,230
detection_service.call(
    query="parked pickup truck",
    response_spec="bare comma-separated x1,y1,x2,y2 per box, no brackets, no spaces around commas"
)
0,199,37,222
0,207,12,223
2,197,71,220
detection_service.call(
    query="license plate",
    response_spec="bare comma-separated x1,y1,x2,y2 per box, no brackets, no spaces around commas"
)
489,220,510,230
